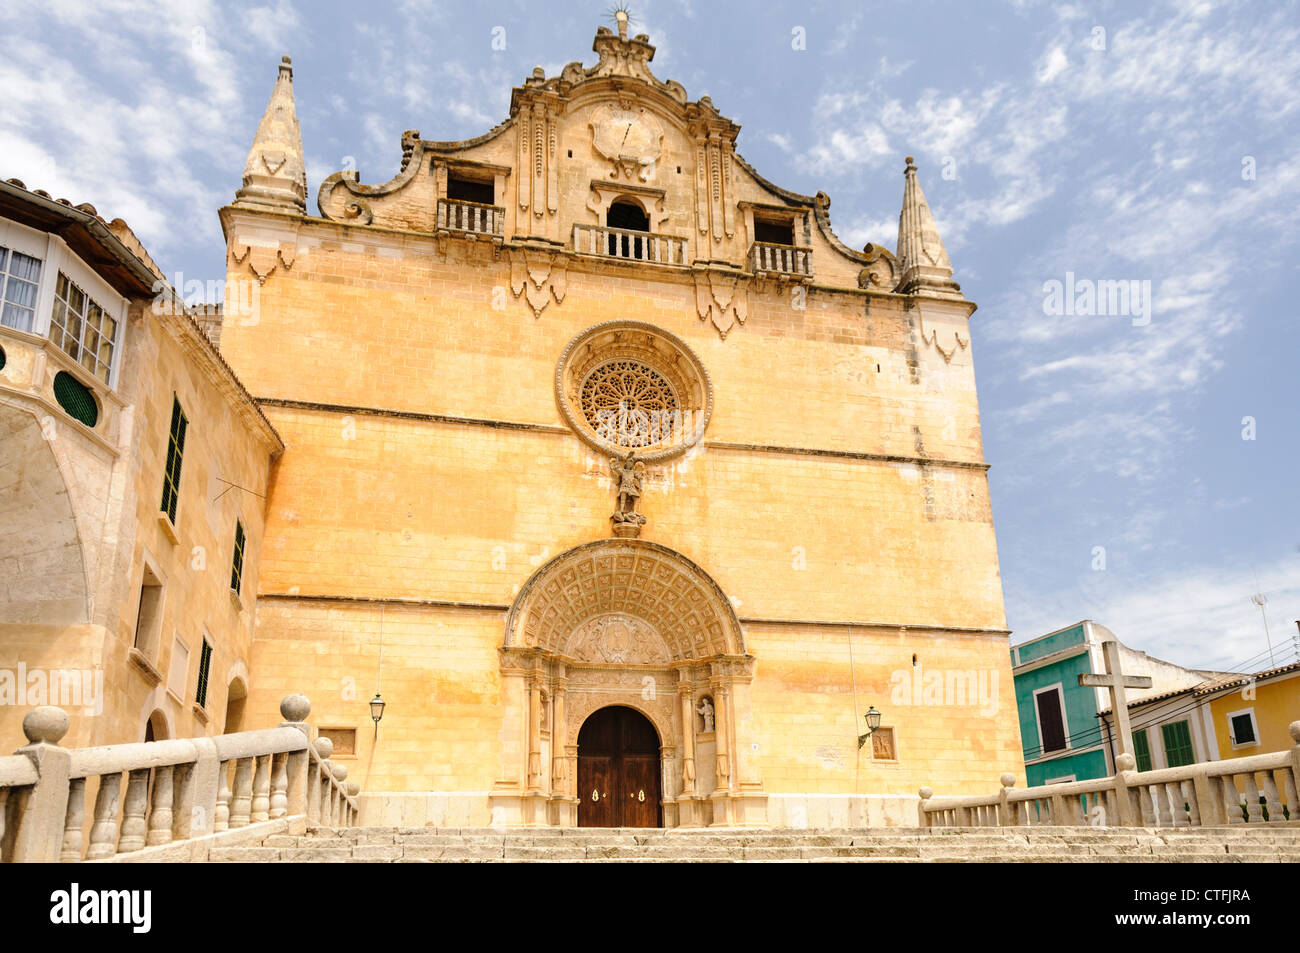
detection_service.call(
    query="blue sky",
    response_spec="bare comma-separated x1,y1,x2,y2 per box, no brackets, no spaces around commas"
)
3,0,1296,672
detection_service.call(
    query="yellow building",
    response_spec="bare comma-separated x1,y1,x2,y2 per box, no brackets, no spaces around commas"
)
1205,663,1300,761
1,16,1024,829
218,18,1020,829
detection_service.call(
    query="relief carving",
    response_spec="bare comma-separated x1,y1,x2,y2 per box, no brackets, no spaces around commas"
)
566,613,668,665
692,268,748,339
509,248,568,318
231,241,297,284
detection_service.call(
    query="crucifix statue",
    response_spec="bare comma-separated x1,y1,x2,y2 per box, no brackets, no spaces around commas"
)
1079,640,1152,760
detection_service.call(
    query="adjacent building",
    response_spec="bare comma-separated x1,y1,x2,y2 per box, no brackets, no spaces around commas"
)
1011,620,1218,785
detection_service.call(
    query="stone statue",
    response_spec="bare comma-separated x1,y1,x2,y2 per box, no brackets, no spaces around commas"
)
609,451,647,537
696,696,715,732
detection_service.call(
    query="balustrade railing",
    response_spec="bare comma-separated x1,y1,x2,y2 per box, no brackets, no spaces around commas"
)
0,693,359,862
437,198,504,238
920,720,1300,829
572,223,687,265
749,241,812,277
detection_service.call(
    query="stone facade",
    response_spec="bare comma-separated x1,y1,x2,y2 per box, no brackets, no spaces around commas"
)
219,19,1022,828
0,182,282,753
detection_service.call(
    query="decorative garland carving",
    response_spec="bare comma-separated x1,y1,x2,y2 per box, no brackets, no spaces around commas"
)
692,268,748,339
230,241,297,285
509,249,568,318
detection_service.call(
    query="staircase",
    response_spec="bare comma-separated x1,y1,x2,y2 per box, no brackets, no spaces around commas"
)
208,825,1300,862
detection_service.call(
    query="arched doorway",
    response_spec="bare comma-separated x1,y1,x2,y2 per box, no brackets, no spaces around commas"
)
577,706,662,828
223,676,248,733
143,709,169,742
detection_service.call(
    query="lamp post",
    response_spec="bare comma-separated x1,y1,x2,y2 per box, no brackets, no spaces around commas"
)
857,706,882,750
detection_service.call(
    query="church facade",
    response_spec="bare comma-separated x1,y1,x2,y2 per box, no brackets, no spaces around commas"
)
0,16,1024,829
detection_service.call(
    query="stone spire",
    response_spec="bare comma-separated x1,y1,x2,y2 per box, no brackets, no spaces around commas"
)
895,156,963,299
234,55,307,213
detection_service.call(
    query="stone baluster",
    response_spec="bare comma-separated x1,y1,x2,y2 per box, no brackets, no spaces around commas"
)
1163,782,1186,826
332,765,348,825
1283,766,1299,820
1180,780,1201,826
1261,771,1282,820
145,765,174,846
270,752,289,819
117,768,150,852
86,773,123,860
214,761,232,831
1220,774,1242,823
61,777,86,861
346,782,360,826
1243,772,1263,822
229,757,254,827
250,754,271,822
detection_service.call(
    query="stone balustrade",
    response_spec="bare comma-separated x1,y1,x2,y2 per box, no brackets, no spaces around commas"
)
572,223,687,265
0,693,359,862
748,241,812,278
920,720,1300,829
436,198,504,238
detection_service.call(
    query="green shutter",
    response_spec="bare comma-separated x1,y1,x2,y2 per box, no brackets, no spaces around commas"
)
195,639,213,708
1161,720,1195,768
230,521,246,594
1131,729,1152,772
161,396,187,523
53,371,99,427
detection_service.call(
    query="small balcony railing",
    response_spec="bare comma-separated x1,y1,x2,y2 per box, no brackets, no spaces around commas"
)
437,198,504,238
573,224,688,265
749,242,812,277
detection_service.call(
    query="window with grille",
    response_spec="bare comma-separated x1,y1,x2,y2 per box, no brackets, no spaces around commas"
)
1161,720,1195,767
195,638,213,708
161,396,187,523
0,246,42,332
53,371,99,427
51,272,117,383
1131,729,1153,771
230,520,246,593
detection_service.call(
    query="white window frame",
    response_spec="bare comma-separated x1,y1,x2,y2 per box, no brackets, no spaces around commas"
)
1032,682,1071,754
1044,774,1077,784
0,220,127,390
1225,707,1260,750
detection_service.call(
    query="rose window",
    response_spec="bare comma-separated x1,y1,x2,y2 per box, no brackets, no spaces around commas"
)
578,360,680,449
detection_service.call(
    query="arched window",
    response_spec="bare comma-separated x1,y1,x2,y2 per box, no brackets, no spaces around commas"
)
606,199,650,258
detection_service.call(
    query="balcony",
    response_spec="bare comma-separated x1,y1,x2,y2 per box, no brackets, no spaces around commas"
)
749,242,812,278
572,224,687,265
436,198,504,238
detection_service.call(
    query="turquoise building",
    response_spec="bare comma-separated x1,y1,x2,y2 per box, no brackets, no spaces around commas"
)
1011,621,1211,786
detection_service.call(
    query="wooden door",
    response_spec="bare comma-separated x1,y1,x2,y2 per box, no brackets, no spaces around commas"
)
577,706,662,827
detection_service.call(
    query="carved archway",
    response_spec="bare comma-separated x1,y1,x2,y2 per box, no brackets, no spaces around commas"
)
494,538,765,829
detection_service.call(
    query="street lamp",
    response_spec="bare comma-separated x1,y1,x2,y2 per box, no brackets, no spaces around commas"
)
857,706,882,749
370,693,386,725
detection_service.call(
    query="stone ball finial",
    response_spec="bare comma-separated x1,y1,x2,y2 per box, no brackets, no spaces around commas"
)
280,694,311,722
313,737,334,759
23,706,70,745
331,764,348,781
1115,753,1136,772
1289,720,1300,744
918,786,933,800
1000,773,1016,788
346,782,360,797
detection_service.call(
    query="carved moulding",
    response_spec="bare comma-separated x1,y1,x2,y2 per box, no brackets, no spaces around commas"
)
555,320,712,463
230,240,297,285
691,266,749,339
509,247,568,318
921,326,970,363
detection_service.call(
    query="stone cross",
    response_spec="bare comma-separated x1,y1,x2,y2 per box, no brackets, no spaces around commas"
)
1079,640,1152,760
